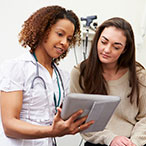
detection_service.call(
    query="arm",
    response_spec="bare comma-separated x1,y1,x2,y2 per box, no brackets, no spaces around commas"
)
130,95,146,146
1,90,52,139
0,91,93,139
112,93,146,146
129,69,146,146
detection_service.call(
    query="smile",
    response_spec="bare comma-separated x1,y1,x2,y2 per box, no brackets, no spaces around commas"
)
55,46,64,53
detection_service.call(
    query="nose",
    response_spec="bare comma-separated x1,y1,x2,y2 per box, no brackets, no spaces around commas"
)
104,44,111,53
60,37,68,47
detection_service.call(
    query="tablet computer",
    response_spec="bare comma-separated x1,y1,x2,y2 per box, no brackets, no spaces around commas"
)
61,93,120,133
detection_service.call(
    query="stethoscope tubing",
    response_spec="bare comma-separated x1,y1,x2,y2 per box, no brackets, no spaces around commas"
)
31,52,65,108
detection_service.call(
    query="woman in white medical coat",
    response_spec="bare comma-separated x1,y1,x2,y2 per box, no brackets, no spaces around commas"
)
0,5,94,146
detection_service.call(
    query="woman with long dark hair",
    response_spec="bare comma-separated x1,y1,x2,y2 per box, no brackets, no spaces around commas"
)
70,17,146,146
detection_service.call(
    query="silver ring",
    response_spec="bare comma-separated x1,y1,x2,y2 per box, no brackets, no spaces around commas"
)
78,126,80,131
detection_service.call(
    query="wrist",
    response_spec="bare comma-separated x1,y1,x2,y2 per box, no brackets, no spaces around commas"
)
104,134,117,146
38,125,55,138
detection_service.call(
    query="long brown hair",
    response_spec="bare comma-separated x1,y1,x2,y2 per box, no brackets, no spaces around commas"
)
19,5,81,63
79,17,144,105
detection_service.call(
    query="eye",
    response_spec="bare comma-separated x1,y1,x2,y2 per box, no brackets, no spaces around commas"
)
114,47,120,50
101,40,107,44
113,45,120,50
57,32,63,37
67,38,72,43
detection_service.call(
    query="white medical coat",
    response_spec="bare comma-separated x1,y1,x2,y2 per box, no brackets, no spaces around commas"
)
0,51,70,146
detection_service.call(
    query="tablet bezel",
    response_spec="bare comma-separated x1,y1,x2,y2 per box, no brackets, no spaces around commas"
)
61,93,120,133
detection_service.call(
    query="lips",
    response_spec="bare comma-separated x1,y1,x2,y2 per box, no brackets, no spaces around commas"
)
101,53,110,58
55,46,64,54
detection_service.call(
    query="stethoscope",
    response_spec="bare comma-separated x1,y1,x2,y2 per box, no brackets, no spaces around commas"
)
28,52,65,122
30,52,65,146
31,52,65,112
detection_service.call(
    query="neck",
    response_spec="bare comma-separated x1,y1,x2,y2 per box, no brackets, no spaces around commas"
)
102,63,118,74
102,63,128,81
33,47,53,76
35,47,52,68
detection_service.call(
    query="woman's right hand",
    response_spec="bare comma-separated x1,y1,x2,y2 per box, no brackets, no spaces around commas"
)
50,107,94,137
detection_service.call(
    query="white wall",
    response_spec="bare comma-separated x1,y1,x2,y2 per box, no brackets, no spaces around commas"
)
0,0,146,146
1,0,146,69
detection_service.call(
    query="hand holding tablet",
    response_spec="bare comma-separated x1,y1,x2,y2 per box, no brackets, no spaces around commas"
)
61,93,120,133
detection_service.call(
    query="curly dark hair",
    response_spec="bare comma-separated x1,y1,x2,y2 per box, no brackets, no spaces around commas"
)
18,5,81,63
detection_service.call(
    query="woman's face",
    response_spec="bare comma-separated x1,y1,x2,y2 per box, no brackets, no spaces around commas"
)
41,18,75,59
97,26,126,68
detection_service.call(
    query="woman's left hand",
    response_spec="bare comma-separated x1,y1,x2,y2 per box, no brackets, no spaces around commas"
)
110,136,136,146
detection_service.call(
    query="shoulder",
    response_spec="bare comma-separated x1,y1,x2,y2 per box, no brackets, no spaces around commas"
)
0,51,33,70
0,52,34,90
70,64,80,78
136,66,146,85
0,58,24,75
0,58,26,91
70,64,84,93
0,52,32,75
